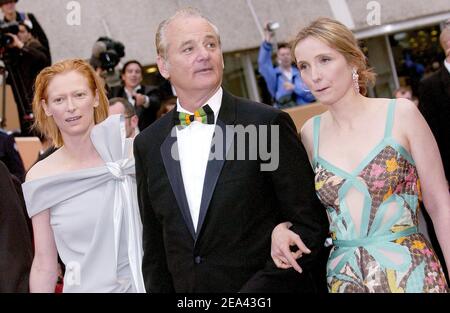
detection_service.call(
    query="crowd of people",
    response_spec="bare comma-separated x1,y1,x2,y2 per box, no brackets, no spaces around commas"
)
0,1,449,294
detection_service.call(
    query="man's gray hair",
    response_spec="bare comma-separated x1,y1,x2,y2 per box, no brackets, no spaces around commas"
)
155,7,221,60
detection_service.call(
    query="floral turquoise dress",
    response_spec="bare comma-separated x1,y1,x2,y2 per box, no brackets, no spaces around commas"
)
313,99,448,293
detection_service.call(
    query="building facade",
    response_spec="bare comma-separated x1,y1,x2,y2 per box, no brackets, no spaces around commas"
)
10,0,450,102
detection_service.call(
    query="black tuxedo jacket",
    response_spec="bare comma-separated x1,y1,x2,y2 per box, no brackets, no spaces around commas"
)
0,161,33,292
418,67,450,181
109,85,161,131
418,66,450,280
134,90,329,293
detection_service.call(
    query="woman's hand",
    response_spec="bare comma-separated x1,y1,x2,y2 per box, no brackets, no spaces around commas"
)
271,222,311,273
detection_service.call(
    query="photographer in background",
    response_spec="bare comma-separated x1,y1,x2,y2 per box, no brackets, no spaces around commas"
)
0,0,51,61
90,36,125,89
1,21,50,136
109,60,161,131
258,22,315,108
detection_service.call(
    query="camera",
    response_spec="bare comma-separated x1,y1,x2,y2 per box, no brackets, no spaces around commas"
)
90,36,125,73
0,21,19,48
265,21,280,32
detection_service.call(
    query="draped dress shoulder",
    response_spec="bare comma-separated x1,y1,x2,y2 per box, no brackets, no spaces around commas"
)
23,115,145,293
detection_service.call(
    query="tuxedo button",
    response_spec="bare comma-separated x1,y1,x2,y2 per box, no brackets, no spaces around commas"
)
194,256,202,264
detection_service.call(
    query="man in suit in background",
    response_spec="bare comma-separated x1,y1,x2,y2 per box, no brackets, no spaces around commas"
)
108,60,161,131
108,97,139,139
418,22,450,282
134,7,328,293
0,128,25,182
419,22,449,183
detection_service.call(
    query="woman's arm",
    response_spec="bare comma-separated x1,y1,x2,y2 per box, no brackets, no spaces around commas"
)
29,209,59,292
400,99,450,276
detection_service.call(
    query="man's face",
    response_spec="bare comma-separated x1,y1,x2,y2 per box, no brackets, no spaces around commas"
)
121,63,142,89
0,1,16,15
18,25,31,43
108,101,137,138
277,47,292,68
395,89,412,100
157,16,223,98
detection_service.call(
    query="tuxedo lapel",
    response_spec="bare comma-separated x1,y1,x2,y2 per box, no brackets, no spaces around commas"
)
440,68,450,99
160,114,196,240
136,85,147,96
196,91,237,239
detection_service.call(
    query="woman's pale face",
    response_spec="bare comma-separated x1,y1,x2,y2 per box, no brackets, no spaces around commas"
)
44,70,98,139
294,36,354,105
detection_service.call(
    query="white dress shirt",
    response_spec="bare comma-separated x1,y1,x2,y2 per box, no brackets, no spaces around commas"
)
176,88,222,232
444,59,450,75
124,85,150,108
281,68,293,82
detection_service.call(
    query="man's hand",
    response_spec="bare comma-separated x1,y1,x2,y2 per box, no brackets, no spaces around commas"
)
7,33,24,49
264,28,275,43
133,93,147,107
271,222,311,273
283,81,295,91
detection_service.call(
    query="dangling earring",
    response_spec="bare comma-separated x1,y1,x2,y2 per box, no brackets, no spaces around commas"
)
352,68,360,94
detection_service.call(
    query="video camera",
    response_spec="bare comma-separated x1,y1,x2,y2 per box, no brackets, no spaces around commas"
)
90,36,125,73
265,21,280,32
0,21,19,48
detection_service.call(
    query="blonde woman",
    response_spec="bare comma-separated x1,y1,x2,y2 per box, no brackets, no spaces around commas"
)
271,18,449,293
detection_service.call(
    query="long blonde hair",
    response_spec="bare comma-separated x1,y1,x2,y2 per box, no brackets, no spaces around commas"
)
32,59,109,147
291,17,376,95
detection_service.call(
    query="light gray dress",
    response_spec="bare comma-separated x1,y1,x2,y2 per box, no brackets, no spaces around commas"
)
23,115,145,293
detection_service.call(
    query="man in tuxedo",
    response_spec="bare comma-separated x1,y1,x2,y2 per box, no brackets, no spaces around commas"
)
418,23,450,281
0,128,25,182
134,8,329,293
419,24,450,183
0,161,33,292
109,60,161,131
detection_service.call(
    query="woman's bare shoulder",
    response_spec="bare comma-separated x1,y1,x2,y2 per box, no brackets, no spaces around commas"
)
394,97,419,115
26,150,65,182
300,112,329,159
365,97,392,108
300,111,328,139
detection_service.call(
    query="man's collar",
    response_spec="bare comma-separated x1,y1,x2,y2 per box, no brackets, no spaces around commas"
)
124,85,142,94
176,87,223,123
276,65,300,76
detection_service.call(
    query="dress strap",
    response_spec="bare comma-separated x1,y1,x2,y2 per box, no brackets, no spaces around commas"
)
333,226,417,248
312,115,321,165
383,99,396,138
